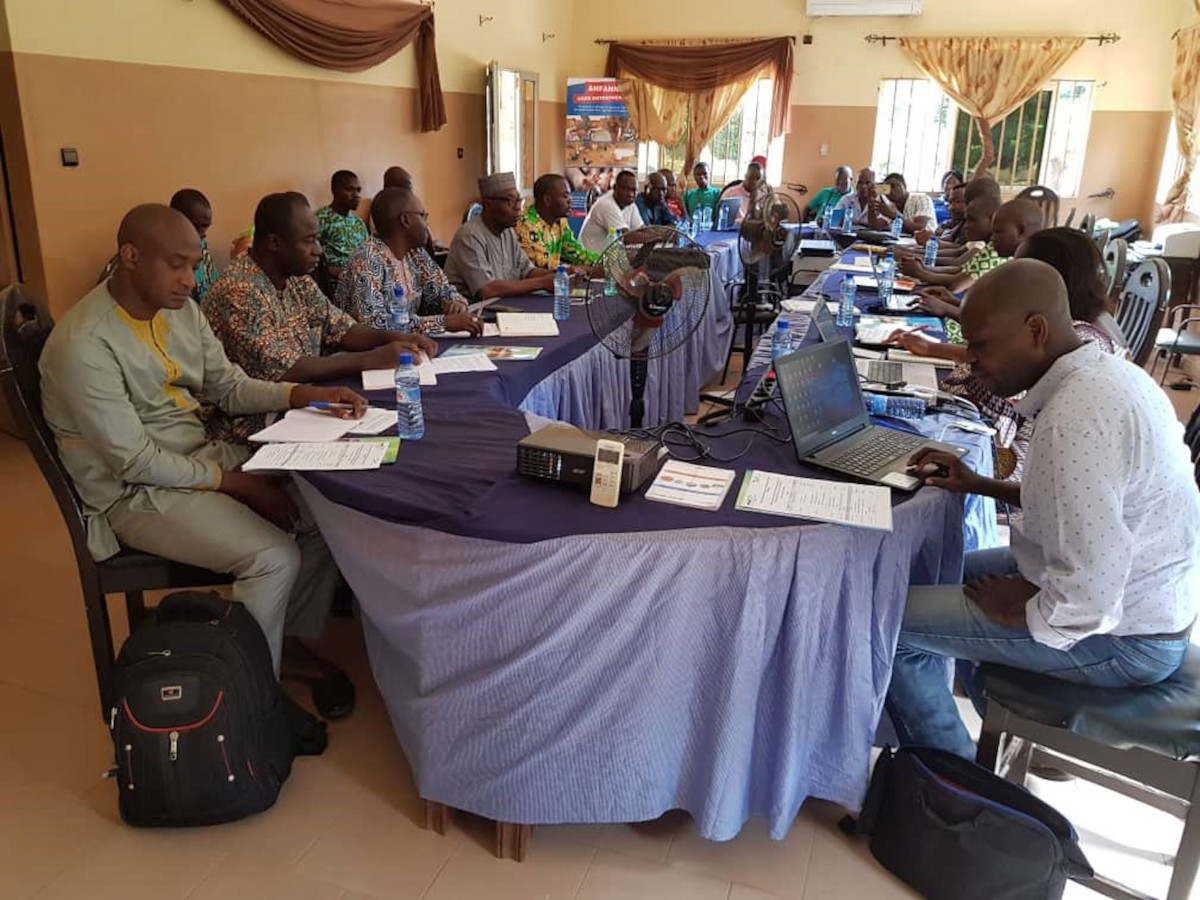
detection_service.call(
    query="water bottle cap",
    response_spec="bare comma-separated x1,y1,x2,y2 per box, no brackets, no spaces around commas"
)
398,352,413,365
777,320,789,329
392,284,405,297
557,264,567,273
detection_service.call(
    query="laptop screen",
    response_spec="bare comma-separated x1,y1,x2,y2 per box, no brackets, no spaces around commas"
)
774,338,870,458
811,300,840,342
716,197,742,230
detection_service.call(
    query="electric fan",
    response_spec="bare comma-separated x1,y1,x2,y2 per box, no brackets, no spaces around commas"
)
587,226,712,428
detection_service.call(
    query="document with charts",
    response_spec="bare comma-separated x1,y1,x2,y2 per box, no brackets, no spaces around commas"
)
734,470,893,531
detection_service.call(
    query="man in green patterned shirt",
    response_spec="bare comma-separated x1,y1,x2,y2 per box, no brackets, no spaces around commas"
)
516,173,600,273
315,170,369,285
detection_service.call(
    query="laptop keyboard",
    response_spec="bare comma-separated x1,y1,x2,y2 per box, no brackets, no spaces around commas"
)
830,428,925,477
862,360,903,383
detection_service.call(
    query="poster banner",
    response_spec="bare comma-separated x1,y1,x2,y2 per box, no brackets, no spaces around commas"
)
564,78,638,231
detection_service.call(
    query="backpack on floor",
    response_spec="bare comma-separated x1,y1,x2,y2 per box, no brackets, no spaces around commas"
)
842,746,1092,900
108,591,328,827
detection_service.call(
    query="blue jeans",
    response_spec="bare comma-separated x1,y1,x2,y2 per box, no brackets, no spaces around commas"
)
885,548,1190,759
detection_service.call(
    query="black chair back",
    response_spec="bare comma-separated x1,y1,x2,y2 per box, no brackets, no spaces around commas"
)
1186,404,1200,467
1079,212,1096,238
1115,258,1171,366
1102,238,1127,302
0,286,100,581
1016,185,1060,227
715,179,744,208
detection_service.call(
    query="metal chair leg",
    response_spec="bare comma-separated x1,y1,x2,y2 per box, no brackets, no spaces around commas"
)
125,590,148,632
1167,773,1200,900
976,701,1007,773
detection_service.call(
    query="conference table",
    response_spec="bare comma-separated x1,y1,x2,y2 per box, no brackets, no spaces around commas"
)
293,229,997,851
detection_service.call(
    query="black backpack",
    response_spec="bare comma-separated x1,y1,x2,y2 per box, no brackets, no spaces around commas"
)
843,746,1092,900
109,591,328,827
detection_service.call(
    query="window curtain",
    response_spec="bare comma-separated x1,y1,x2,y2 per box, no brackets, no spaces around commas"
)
605,37,794,173
1157,25,1200,224
898,37,1084,177
219,0,446,132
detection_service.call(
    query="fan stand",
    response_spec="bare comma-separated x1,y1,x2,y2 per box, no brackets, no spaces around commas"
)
629,353,649,429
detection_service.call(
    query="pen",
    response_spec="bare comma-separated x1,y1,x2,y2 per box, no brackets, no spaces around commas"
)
308,401,356,411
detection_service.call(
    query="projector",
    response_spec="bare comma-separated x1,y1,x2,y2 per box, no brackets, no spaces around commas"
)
517,424,665,494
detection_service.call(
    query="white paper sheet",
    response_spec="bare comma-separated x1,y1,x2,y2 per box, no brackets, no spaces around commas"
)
440,323,501,339
887,349,957,369
345,407,398,435
734,470,893,531
644,461,737,512
496,312,560,337
429,355,498,375
362,366,436,390
247,408,355,443
242,441,388,472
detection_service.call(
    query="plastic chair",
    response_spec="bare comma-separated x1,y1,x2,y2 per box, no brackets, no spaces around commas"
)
1115,258,1171,366
1153,301,1200,384
0,285,233,720
1080,212,1096,239
1016,185,1060,227
1103,238,1128,303
977,648,1200,900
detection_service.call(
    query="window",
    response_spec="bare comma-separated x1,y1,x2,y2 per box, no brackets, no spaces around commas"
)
638,79,784,186
872,78,1094,197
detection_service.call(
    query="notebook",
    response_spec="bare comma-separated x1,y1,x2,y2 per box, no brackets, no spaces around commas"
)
495,312,560,337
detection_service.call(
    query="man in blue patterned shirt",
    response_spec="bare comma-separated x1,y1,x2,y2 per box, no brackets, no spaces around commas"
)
337,188,482,336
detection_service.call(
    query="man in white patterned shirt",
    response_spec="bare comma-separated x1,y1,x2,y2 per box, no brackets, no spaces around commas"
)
886,259,1200,759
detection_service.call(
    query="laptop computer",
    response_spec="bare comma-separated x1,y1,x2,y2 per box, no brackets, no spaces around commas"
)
774,337,967,491
810,298,939,390
715,197,742,231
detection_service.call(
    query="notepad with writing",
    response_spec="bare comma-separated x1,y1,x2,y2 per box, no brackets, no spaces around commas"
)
734,470,893,531
242,441,388,472
496,312,560,337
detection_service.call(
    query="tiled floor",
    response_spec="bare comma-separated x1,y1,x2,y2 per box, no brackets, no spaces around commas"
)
0,358,1196,899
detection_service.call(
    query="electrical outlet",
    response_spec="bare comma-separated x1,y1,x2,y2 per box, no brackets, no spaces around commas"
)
802,34,813,45
457,147,464,159
819,143,829,157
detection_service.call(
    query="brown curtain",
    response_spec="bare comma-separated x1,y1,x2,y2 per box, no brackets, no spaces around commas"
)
605,37,794,171
1157,25,1200,224
220,0,446,132
899,37,1084,177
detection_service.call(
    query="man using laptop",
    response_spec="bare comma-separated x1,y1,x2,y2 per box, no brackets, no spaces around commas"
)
885,260,1200,760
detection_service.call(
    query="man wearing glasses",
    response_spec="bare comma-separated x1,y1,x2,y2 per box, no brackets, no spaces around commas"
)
445,172,555,301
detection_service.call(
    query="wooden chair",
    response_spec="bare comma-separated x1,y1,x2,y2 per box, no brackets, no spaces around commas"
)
0,285,232,721
1016,185,1060,227
1103,238,1128,303
1115,258,1172,366
977,647,1200,900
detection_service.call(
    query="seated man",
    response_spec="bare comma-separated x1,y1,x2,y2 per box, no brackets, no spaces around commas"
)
579,169,644,254
383,165,414,191
835,167,892,231
881,172,935,234
40,204,366,715
723,156,772,224
935,183,967,246
683,161,720,221
660,168,687,221
444,173,555,301
315,170,368,285
805,165,853,222
170,189,219,301
337,187,481,336
885,260,1200,760
635,171,681,227
515,173,600,272
202,192,435,444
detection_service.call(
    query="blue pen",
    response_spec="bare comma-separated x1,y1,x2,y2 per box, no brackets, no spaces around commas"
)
307,401,355,411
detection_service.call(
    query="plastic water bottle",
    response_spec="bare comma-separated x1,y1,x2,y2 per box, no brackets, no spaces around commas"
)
717,203,729,231
891,216,904,239
822,203,836,234
842,207,855,235
701,206,712,232
553,265,570,321
866,394,926,419
394,352,425,440
878,252,896,306
924,236,939,267
837,278,856,327
771,320,793,362
388,284,410,333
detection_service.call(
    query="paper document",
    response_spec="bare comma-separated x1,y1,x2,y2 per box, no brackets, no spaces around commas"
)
429,354,498,374
441,345,543,361
496,312,560,337
248,408,354,443
831,256,875,274
362,365,436,390
440,323,501,339
856,322,909,346
734,470,893,531
345,407,397,435
644,461,737,511
242,441,388,472
781,298,837,315
348,436,400,464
